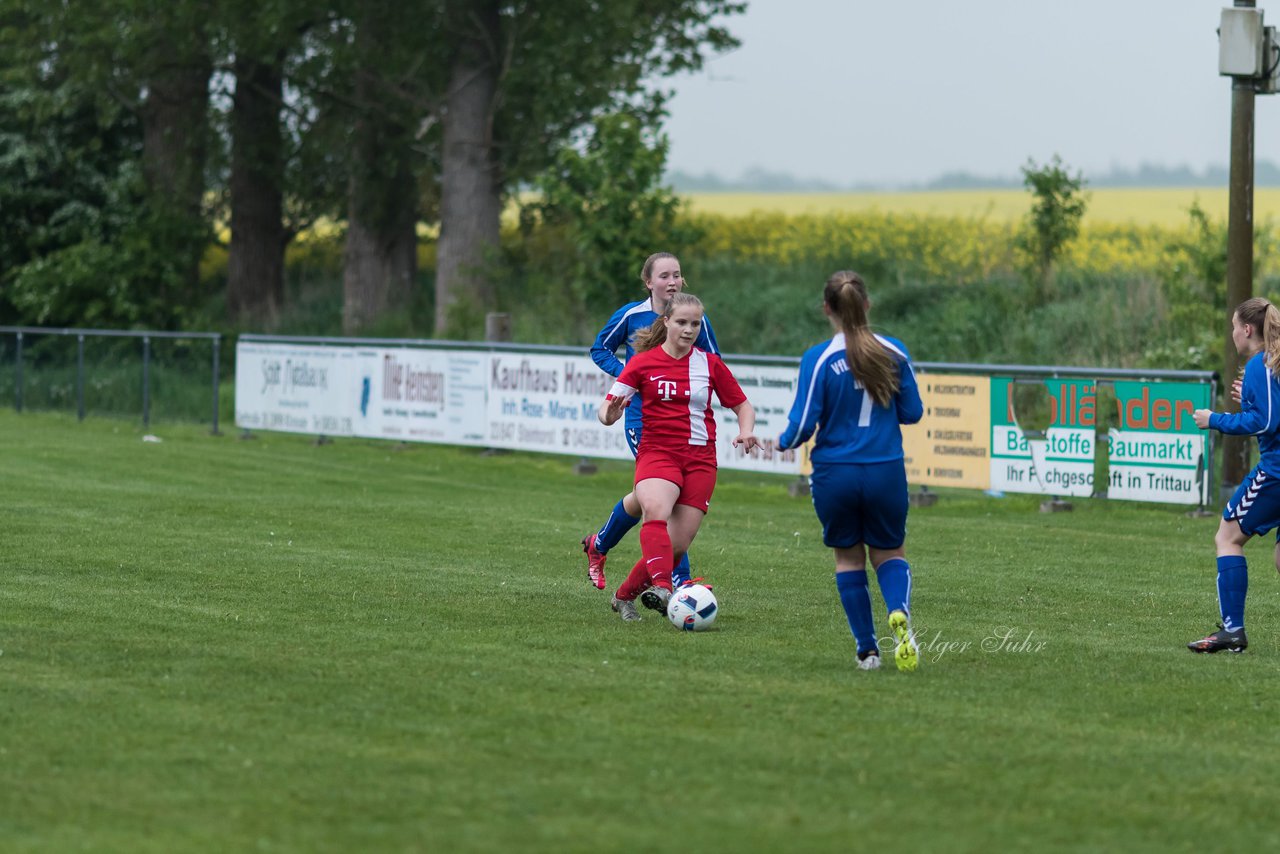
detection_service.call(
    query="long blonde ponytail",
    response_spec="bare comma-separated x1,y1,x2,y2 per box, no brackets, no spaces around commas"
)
825,271,898,407
1236,297,1280,373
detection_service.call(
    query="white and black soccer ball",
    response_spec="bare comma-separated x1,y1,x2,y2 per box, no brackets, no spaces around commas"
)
666,584,718,631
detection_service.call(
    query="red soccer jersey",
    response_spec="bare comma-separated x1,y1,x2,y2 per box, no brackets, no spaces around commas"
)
608,346,748,448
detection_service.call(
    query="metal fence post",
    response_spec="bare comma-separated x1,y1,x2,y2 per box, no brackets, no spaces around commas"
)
14,331,22,413
76,334,85,421
211,336,221,435
142,335,151,429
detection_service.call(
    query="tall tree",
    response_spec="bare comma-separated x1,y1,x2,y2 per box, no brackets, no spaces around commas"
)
1018,154,1088,303
434,0,744,335
435,0,501,333
336,0,446,335
531,110,701,337
0,0,213,328
226,50,288,326
0,47,151,326
135,2,215,312
221,1,378,331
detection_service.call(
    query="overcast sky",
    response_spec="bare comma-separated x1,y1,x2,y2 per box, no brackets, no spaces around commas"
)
663,0,1275,186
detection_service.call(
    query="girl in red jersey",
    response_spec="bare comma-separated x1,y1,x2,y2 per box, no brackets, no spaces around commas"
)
597,293,762,622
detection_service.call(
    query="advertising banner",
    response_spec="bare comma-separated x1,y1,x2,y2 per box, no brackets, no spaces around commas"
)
234,342,361,437
1105,381,1211,504
235,340,1214,505
713,362,807,475
988,377,1097,498
484,352,632,460
357,347,488,446
902,374,992,490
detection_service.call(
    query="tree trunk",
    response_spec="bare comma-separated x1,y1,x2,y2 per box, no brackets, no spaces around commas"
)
227,54,287,328
342,198,417,334
436,0,501,336
342,22,418,335
141,53,211,306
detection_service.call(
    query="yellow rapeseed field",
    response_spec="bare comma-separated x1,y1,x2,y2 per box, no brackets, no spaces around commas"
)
681,188,1280,228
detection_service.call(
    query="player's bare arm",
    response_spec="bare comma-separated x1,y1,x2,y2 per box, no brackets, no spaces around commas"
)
598,392,630,426
730,400,765,455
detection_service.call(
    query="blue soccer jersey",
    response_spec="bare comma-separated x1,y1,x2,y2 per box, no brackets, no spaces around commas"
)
591,297,720,441
1210,350,1280,475
777,333,923,464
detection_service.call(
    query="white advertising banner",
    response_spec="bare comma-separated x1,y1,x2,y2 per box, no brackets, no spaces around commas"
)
989,426,1096,498
235,342,361,437
481,353,803,472
235,340,1214,504
484,352,633,460
235,342,807,473
358,347,488,446
713,362,806,475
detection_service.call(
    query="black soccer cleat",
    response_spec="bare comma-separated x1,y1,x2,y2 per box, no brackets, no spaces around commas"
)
1187,624,1249,654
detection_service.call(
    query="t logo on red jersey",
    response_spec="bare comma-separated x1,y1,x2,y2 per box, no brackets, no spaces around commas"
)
656,379,679,400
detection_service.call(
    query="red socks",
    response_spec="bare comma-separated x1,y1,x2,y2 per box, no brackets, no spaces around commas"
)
617,561,650,602
614,520,675,601
639,520,674,592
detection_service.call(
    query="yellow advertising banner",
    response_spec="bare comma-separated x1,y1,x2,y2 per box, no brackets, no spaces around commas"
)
902,374,992,490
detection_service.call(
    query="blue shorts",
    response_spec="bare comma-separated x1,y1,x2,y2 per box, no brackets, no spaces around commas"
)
625,422,641,457
809,460,908,550
1224,465,1280,540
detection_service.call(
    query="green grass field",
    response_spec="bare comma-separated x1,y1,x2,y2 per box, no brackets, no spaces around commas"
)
683,187,1280,227
4,410,1280,852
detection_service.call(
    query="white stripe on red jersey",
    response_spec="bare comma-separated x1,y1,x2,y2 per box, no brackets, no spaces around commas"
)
611,346,747,448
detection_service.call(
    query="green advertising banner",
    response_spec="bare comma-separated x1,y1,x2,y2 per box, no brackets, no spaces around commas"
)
1105,381,1211,504
989,377,1098,498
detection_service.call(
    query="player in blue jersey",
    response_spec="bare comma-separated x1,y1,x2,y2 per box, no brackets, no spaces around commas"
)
580,252,720,602
778,271,924,672
1188,297,1280,653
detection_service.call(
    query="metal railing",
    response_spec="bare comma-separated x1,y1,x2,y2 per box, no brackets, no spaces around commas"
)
1,326,223,431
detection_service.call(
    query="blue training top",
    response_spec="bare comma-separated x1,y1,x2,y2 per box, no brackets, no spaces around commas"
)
590,296,720,431
1210,349,1280,475
778,332,924,465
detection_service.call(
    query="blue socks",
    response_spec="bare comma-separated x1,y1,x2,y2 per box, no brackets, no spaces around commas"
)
875,558,912,616
672,553,692,587
595,499,640,554
1217,555,1248,632
836,571,878,654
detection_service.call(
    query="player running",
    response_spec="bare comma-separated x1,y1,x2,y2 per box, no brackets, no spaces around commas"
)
778,271,924,672
597,293,760,622
581,252,720,598
1188,297,1280,653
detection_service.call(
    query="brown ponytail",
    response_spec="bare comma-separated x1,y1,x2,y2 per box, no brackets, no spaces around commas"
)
824,271,898,407
633,293,703,353
1236,297,1280,373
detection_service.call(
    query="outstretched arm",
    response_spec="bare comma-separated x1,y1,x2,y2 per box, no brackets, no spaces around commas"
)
731,400,763,454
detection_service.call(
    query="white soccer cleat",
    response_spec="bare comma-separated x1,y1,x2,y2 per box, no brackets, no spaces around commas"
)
611,596,641,622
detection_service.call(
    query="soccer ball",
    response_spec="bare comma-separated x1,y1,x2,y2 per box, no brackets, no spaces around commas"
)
666,584,718,631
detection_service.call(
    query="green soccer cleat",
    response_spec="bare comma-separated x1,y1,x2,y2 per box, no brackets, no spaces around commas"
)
889,610,919,672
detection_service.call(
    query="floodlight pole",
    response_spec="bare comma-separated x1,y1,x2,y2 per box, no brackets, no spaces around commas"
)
1223,0,1259,494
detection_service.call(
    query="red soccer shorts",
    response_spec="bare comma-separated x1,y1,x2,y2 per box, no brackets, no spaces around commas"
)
634,444,718,513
